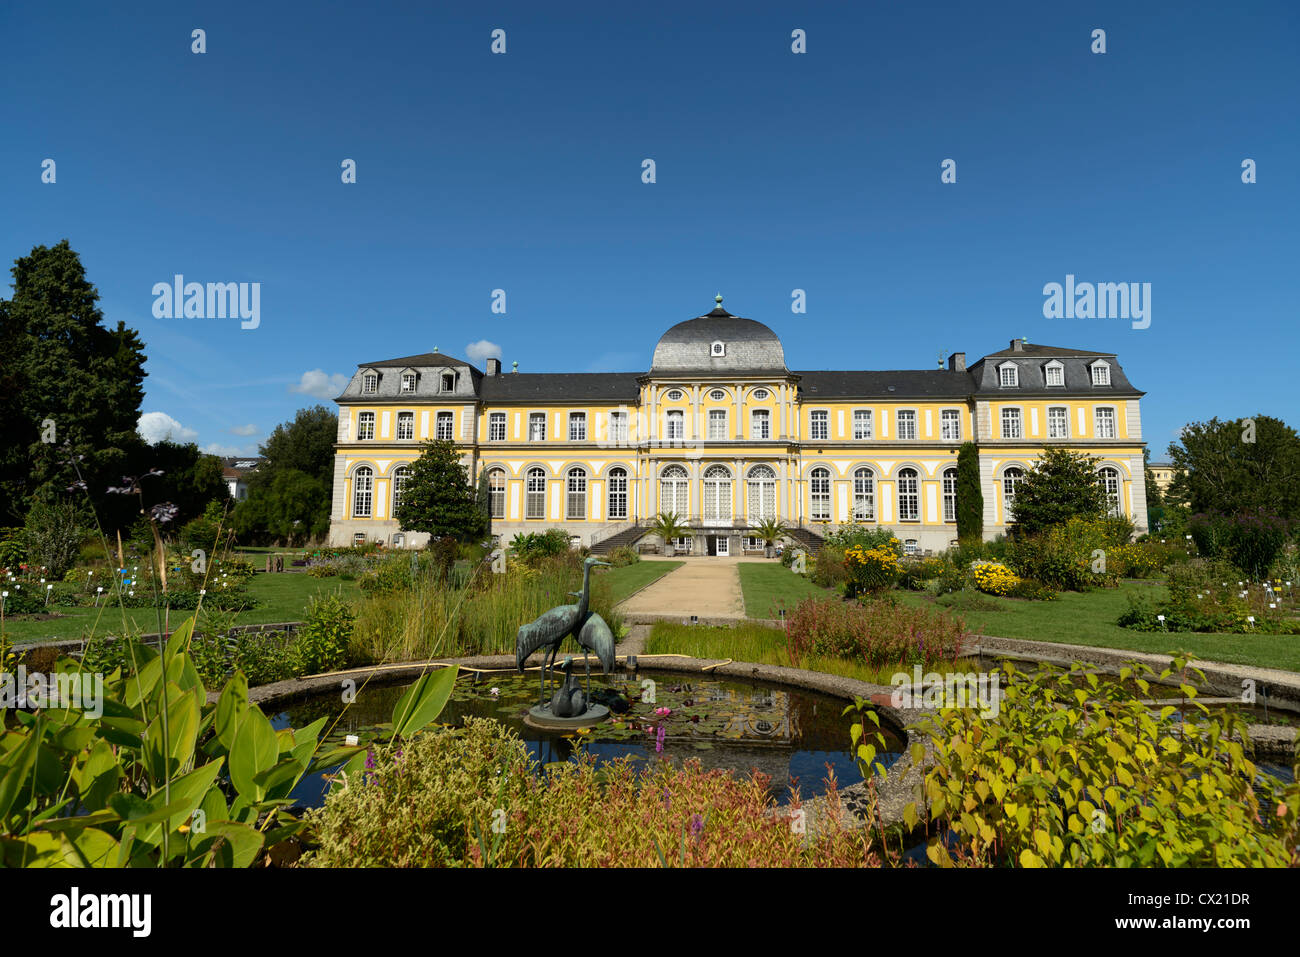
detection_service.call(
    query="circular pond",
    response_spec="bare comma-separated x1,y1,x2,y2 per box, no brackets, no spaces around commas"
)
273,668,905,809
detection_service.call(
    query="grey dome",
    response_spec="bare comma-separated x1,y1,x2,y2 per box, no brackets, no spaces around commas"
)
650,302,787,374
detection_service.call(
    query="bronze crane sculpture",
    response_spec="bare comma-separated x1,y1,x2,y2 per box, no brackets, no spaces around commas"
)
516,556,613,705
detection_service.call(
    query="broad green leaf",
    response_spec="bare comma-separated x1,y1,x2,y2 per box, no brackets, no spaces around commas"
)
391,667,458,739
213,671,250,754
229,707,278,801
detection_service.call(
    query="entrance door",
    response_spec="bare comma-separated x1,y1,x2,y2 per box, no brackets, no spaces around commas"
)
715,535,729,557
706,536,717,556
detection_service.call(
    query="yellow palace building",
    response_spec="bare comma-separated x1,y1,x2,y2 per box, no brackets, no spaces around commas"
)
327,297,1148,555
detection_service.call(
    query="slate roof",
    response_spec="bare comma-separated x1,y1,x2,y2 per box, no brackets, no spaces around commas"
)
650,305,787,375
795,370,975,400
338,352,483,401
968,348,1143,396
480,372,641,403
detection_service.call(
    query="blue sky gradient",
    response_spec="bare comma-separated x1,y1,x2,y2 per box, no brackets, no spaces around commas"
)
3,0,1296,459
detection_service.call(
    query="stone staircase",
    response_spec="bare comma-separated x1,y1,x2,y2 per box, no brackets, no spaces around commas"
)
590,522,648,555
786,525,826,556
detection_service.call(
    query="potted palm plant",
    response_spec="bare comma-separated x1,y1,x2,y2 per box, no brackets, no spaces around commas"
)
649,511,690,557
753,517,789,559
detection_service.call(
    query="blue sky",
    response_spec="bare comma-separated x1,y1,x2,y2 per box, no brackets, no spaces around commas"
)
3,0,1296,460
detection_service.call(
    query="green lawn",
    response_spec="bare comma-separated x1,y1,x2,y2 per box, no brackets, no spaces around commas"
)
4,573,363,643
733,566,1300,673
736,562,831,618
601,560,683,604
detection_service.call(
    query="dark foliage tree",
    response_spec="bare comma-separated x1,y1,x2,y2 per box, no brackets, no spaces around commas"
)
955,441,983,541
231,405,337,544
1009,447,1108,536
1167,415,1300,522
0,240,146,523
393,440,487,543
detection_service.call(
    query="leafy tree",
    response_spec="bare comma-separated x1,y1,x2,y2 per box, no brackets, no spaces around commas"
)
232,406,337,543
1009,447,1108,537
1167,416,1300,522
1143,448,1165,532
393,440,487,543
21,499,86,579
0,240,147,523
955,441,983,541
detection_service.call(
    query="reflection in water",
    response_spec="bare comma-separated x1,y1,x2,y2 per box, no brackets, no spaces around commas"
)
275,670,904,809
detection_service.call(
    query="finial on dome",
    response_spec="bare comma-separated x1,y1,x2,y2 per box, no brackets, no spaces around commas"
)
512,360,518,373
433,345,439,353
715,294,723,306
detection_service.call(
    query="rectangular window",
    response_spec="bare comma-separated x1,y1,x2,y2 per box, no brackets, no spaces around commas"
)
362,373,377,394
1092,365,1111,386
528,413,546,441
940,409,961,441
436,412,454,440
666,411,684,440
708,409,727,440
751,410,770,440
897,410,917,440
810,410,829,441
1095,407,1116,439
608,411,628,443
569,413,587,441
1047,406,1068,439
1000,366,1018,387
853,409,873,440
357,412,375,440
401,372,416,392
1001,408,1022,440
489,412,506,442
1045,365,1064,387
396,412,414,441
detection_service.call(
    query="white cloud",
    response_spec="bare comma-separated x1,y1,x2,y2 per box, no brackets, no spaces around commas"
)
290,369,349,400
202,442,258,458
465,340,502,365
138,411,198,444
229,423,259,436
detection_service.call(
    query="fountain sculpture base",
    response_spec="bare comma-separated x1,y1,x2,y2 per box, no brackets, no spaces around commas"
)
523,703,610,731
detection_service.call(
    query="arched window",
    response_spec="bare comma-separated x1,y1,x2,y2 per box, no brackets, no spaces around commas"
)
751,409,770,439
526,467,546,519
487,468,506,520
391,466,411,513
897,468,919,522
607,467,628,519
703,465,732,525
853,467,875,521
942,467,958,523
566,467,587,520
396,411,414,440
809,467,831,521
747,465,776,523
352,466,373,518
1002,467,1024,522
1098,467,1121,517
660,465,688,517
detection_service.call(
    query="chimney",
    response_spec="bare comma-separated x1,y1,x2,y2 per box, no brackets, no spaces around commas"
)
1010,338,1024,352
948,352,966,372
486,357,501,376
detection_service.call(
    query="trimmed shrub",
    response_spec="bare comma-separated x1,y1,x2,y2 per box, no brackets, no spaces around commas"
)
785,595,967,668
296,593,356,674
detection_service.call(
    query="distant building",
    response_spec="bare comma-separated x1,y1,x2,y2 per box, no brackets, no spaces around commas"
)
221,457,263,501
327,297,1149,553
1147,461,1181,494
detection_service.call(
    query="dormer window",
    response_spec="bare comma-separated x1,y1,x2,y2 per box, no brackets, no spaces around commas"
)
401,370,417,393
710,340,725,357
1090,361,1111,386
998,363,1019,388
1044,361,1064,387
362,371,378,394
441,372,456,392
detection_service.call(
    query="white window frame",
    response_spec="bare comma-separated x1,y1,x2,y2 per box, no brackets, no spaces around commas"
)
566,467,587,520
1044,361,1064,387
897,468,920,522
1095,406,1117,439
608,411,629,444
488,412,506,442
525,467,546,519
391,466,411,513
362,371,378,394
940,409,961,442
528,412,546,441
853,467,875,521
665,389,684,401
352,466,373,517
400,371,417,393
746,465,776,524
435,411,454,441
569,412,587,441
707,409,728,440
441,371,456,392
1047,406,1069,439
1002,467,1024,522
665,410,685,441
896,409,917,440
710,340,725,357
1001,407,1023,440
751,388,769,400
659,465,689,517
809,409,829,441
708,389,727,401
396,411,415,441
751,408,770,440
1098,466,1122,517
942,467,957,523
853,408,873,440
607,467,628,519
487,468,506,519
1090,361,1111,387
809,467,831,521
998,362,1019,388
357,411,375,441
